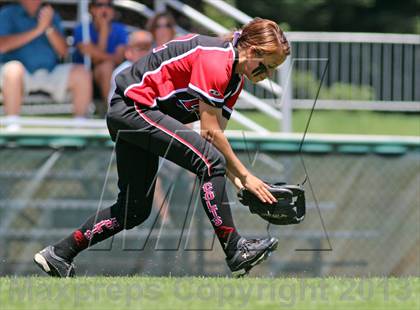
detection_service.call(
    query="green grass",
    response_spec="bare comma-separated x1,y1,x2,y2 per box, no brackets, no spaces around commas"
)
227,110,420,136
1,276,419,310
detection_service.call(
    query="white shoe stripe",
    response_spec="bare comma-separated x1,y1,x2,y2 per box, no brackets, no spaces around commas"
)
34,253,50,272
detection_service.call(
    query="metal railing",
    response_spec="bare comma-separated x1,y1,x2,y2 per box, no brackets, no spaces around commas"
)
289,33,420,104
105,0,279,132
0,0,273,132
156,0,288,131
162,0,283,95
114,0,284,126
203,0,420,109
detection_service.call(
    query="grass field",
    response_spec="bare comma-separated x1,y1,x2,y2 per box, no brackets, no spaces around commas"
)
1,276,419,310
227,110,420,136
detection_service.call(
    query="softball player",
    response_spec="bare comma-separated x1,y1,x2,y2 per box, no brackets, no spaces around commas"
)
34,17,291,277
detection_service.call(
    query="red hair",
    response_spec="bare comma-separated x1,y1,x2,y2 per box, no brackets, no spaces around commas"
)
223,18,290,57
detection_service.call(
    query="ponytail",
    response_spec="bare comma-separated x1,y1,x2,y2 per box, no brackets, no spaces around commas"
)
222,18,290,57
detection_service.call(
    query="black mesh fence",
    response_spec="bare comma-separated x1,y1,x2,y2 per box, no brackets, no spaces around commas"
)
0,143,418,277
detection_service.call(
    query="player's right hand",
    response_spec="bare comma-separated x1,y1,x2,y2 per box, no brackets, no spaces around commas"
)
242,174,277,204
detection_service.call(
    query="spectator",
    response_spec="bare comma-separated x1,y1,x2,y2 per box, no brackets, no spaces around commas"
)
73,0,127,110
0,0,92,130
108,30,153,103
146,12,177,48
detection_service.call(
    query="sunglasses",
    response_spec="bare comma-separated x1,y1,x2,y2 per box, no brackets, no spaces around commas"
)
131,45,151,52
94,3,113,8
156,23,173,29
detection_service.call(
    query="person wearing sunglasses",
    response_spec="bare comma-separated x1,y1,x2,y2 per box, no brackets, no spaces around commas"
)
73,0,128,112
147,12,177,48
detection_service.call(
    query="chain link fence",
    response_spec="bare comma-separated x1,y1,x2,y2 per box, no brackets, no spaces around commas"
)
0,138,418,277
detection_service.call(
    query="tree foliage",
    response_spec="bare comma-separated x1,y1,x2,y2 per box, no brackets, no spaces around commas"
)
230,0,419,33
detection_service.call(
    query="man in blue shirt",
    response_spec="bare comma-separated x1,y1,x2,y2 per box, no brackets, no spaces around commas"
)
0,0,92,130
73,0,127,108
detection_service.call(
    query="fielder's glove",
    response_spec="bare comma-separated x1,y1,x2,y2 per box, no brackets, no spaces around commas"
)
237,182,306,225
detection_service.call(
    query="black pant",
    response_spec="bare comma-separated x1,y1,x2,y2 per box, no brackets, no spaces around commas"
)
107,99,227,183
54,99,240,259
106,98,230,224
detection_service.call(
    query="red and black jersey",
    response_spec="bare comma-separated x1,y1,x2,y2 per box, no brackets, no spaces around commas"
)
113,34,244,123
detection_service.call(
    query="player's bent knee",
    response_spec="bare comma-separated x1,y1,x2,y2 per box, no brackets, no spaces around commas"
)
203,148,227,177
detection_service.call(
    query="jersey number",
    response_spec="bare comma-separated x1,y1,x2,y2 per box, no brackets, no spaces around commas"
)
178,99,199,112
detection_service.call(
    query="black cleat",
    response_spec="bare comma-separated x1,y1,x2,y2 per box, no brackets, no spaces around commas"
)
226,237,278,278
33,246,75,278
